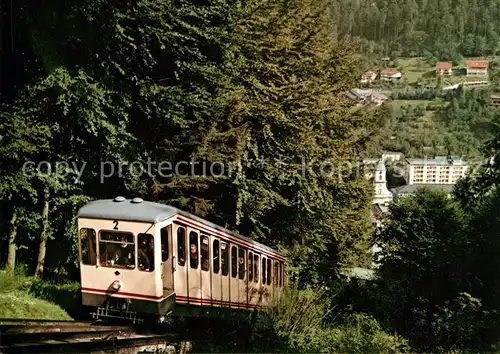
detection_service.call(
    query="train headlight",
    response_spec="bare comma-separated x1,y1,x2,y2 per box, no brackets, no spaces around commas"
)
112,280,122,290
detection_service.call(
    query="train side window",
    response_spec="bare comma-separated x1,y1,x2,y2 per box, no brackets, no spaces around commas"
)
262,257,266,284
138,233,155,272
221,243,229,276
238,248,245,280
201,235,209,271
160,226,169,262
248,252,253,281
80,228,97,265
99,231,135,269
253,254,259,283
231,246,237,278
213,239,220,274
266,258,271,285
274,261,279,286
177,227,186,266
189,231,199,269
278,262,283,288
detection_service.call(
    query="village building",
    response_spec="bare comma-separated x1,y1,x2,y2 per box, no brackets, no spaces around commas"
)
381,151,404,162
380,69,402,81
393,184,454,199
361,71,378,83
344,89,389,106
405,156,469,185
466,60,489,77
486,92,500,107
435,62,453,76
372,160,394,206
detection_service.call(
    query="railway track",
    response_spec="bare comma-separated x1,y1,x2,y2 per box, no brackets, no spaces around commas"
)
0,318,181,353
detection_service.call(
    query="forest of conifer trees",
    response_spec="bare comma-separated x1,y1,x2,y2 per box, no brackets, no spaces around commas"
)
2,0,500,352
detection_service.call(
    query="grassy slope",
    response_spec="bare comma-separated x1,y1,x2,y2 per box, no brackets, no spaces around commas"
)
0,269,76,320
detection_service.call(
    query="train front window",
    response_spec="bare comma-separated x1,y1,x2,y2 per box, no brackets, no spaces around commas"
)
189,231,199,269
138,233,154,272
99,231,135,269
80,228,97,265
238,248,245,280
201,235,209,271
221,243,229,276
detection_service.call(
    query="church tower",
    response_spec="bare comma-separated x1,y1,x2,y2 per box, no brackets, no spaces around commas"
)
373,160,393,205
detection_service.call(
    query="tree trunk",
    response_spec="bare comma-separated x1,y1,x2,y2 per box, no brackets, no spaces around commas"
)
35,188,50,278
5,210,18,271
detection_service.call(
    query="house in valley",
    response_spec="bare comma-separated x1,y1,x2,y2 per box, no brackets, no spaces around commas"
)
466,60,489,77
435,62,453,76
361,71,378,83
380,69,402,81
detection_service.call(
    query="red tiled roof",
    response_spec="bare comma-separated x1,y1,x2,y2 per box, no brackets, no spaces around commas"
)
381,69,400,75
467,60,489,68
436,62,452,70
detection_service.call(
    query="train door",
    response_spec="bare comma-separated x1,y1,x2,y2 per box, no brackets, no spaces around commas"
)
187,228,201,304
220,242,230,307
160,225,174,293
229,245,239,308
173,223,187,300
211,238,222,306
200,233,211,304
237,247,247,308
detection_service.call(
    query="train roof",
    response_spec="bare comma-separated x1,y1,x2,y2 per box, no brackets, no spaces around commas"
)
77,197,284,258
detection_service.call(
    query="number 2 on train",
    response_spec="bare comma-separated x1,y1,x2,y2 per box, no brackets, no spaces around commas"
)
113,220,119,230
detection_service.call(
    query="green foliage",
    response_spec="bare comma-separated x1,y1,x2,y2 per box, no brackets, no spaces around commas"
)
0,269,73,320
334,0,500,58
193,285,411,353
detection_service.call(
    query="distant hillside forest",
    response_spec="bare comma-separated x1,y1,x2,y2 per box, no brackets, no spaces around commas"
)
332,0,500,60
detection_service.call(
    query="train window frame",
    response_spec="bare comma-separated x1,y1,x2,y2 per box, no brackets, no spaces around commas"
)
238,247,245,280
221,242,229,276
177,226,186,266
213,239,220,274
266,258,271,285
189,231,199,269
253,254,259,283
262,256,266,285
79,228,97,266
274,261,279,286
201,234,210,271
160,225,170,262
98,230,135,270
248,252,253,281
279,262,283,287
138,233,155,272
231,245,237,278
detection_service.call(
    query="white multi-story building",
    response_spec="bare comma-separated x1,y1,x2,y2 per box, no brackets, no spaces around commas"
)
405,156,469,185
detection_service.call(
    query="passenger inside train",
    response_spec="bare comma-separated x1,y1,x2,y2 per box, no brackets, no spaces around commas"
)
138,234,154,271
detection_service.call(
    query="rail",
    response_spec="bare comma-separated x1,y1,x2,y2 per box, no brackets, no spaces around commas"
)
0,318,182,353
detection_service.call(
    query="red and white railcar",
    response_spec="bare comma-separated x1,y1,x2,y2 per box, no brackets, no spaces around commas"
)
77,197,286,322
